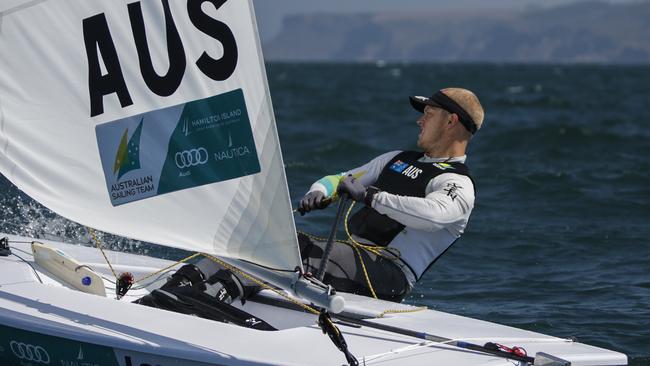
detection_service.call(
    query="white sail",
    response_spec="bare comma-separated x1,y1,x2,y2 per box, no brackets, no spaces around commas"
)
0,0,301,271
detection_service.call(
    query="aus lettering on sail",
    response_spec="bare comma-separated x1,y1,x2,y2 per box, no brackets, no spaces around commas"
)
82,0,238,117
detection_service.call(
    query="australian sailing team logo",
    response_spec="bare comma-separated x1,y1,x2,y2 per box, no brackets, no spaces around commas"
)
113,118,143,179
107,117,155,203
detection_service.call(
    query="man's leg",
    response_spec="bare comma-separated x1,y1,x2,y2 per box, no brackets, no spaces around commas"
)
298,232,409,302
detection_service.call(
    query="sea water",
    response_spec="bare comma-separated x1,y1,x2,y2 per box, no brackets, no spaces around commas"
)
1,63,648,364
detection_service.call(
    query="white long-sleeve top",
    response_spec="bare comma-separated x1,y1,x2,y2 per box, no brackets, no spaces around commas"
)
308,150,475,284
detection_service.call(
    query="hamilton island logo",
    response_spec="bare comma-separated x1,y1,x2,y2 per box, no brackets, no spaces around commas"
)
180,109,241,138
113,118,143,179
181,117,191,136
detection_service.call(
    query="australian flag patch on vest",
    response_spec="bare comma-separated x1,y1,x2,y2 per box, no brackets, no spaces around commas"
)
389,160,409,173
389,159,424,179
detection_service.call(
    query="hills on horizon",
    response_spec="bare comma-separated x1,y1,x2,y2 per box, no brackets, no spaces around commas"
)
261,1,650,63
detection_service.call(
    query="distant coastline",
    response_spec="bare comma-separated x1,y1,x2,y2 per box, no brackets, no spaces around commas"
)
262,1,650,64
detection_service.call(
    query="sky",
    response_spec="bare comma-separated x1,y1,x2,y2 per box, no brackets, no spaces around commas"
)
252,0,638,40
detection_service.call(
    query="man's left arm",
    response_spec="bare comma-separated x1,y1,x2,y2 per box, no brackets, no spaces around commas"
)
299,151,400,215
369,173,475,234
308,151,401,198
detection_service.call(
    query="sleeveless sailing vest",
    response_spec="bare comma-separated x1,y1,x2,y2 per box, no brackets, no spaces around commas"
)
349,151,473,247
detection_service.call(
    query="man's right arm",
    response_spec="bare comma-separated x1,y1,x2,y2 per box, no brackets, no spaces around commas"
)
370,173,475,236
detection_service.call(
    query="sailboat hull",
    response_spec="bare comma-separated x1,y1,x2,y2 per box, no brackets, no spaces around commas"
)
0,234,627,366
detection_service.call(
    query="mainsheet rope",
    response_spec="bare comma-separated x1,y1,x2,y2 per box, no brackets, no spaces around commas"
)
86,197,424,319
83,230,358,364
85,226,322,314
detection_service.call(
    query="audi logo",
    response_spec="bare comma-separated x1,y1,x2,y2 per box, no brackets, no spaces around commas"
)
10,341,50,364
174,147,208,169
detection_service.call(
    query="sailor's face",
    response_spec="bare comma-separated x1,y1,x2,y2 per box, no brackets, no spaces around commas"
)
416,106,449,150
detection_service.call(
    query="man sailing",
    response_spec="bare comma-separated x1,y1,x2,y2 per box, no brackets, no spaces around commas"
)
298,87,485,302
140,87,484,312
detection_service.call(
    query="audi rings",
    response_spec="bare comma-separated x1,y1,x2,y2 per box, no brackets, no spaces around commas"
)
10,341,51,364
175,147,208,169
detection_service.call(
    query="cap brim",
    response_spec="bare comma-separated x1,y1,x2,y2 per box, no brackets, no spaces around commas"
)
409,96,442,113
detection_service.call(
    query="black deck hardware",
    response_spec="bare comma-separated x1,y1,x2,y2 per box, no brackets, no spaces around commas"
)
319,311,358,366
0,237,11,256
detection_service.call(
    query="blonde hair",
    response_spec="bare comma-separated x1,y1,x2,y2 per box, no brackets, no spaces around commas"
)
441,88,485,131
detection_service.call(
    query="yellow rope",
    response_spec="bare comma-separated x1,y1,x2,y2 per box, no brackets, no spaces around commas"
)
199,251,424,319
324,315,341,337
297,199,402,300
342,201,401,260
297,227,381,298
86,232,315,315
88,227,203,286
341,201,405,299
350,243,378,298
133,252,203,284
339,203,430,314
88,227,118,280
298,199,422,323
86,224,413,350
298,230,350,245
377,306,428,318
298,200,403,300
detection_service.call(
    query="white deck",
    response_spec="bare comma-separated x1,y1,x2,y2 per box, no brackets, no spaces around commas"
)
0,234,627,366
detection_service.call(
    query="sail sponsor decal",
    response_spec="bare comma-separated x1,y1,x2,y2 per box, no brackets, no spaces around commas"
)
114,349,223,366
0,324,119,366
96,89,260,206
9,341,50,364
113,119,144,180
0,324,221,366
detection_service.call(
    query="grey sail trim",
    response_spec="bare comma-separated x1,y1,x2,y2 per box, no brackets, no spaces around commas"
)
247,0,300,269
215,102,295,269
240,130,286,261
213,1,299,272
247,0,298,264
